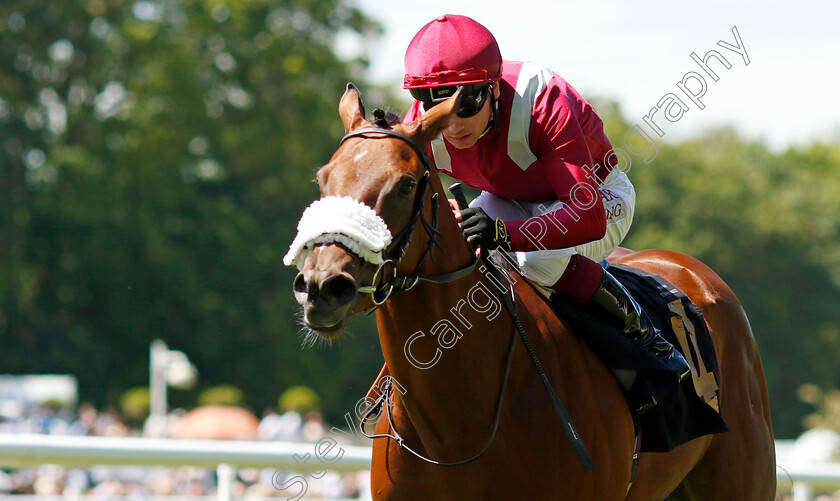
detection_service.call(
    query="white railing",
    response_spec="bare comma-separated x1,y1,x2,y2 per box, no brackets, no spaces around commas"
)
776,436,840,501
0,434,836,500
0,433,371,501
778,462,840,500
0,433,371,470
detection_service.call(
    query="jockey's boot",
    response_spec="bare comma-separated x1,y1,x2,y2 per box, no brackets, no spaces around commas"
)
588,269,692,411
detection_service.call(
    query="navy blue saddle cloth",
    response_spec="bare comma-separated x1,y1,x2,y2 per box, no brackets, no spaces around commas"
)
550,261,729,453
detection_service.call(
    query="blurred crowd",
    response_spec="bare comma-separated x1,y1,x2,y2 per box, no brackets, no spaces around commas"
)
0,403,371,499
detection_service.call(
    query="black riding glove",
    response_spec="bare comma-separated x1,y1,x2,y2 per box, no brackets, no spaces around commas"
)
458,207,511,251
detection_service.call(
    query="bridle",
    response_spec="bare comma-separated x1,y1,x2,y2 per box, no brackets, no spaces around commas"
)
339,121,478,307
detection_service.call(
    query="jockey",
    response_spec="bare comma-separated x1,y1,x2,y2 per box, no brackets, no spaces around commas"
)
402,14,689,400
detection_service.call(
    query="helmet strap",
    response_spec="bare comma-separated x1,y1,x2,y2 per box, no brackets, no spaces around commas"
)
478,90,497,140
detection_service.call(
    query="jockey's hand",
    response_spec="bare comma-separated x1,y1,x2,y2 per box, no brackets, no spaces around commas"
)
458,207,511,251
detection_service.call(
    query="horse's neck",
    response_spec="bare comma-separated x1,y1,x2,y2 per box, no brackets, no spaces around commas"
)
406,170,474,278
375,181,518,451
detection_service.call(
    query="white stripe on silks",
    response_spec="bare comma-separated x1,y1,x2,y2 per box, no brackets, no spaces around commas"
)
283,196,393,270
509,62,554,170
430,134,452,172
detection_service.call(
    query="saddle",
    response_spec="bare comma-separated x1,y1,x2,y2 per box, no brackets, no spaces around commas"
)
550,261,728,452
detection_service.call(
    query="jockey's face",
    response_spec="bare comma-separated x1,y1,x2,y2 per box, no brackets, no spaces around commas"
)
441,83,499,150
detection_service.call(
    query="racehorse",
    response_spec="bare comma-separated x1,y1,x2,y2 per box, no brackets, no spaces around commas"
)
287,83,776,500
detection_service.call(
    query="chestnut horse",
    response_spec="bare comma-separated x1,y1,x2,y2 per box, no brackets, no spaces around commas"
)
288,84,776,500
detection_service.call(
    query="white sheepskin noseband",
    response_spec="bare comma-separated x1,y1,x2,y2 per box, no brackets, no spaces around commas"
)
283,196,393,270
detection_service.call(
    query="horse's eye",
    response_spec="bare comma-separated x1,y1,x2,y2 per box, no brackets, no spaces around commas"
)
399,179,417,196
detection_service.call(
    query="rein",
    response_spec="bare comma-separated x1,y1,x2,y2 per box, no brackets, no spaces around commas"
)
360,251,594,471
486,250,595,472
341,122,593,472
361,306,517,467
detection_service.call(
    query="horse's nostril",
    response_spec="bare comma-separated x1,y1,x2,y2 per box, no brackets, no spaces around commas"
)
294,273,308,295
320,275,357,305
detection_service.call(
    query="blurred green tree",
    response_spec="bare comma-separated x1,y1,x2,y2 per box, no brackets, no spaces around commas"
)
197,384,244,407
615,122,840,438
2,2,839,439
119,386,150,426
0,0,389,423
278,384,321,414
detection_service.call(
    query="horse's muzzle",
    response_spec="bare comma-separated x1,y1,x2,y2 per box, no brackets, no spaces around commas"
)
293,256,362,338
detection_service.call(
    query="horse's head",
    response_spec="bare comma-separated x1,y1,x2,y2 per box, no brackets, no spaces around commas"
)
284,83,462,340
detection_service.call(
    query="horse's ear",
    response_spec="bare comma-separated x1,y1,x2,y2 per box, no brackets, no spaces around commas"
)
339,83,368,133
402,88,461,147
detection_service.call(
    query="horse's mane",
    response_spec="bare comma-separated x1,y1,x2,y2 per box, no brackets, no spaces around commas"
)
371,108,403,128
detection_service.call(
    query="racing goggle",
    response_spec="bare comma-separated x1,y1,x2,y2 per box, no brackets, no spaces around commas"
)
410,83,493,118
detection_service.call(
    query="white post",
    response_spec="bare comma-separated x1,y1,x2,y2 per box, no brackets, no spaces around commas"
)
149,339,168,438
217,462,236,501
792,482,814,501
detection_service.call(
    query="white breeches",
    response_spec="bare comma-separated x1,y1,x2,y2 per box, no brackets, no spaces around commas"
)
471,168,635,296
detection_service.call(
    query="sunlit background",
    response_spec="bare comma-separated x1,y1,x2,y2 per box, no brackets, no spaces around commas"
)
1,0,839,498
352,0,840,150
